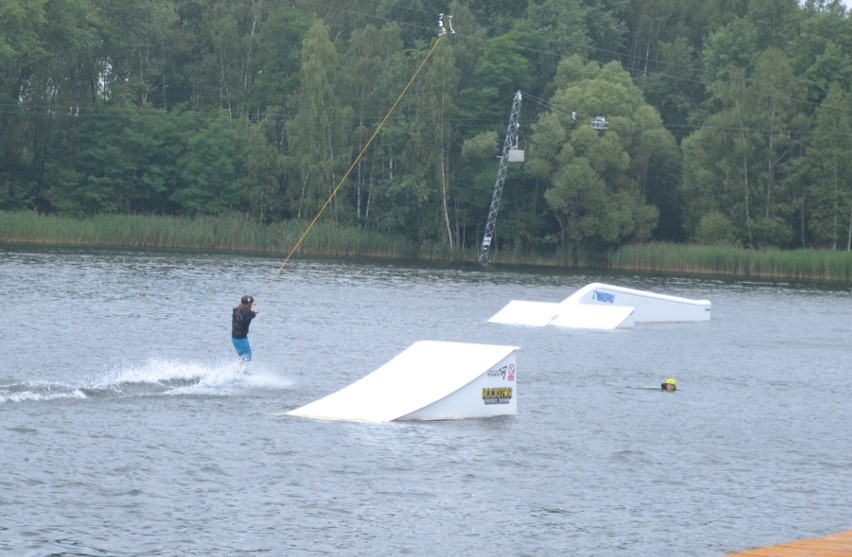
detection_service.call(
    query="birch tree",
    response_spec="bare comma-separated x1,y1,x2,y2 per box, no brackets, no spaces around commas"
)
284,20,353,220
805,84,852,249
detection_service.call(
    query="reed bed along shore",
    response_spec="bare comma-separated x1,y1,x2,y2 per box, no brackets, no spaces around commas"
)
611,242,852,283
2,212,851,283
0,211,414,259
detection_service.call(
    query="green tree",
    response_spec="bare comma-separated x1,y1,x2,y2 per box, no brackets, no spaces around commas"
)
94,0,177,106
791,1,852,105
171,110,267,215
0,0,47,207
374,0,447,47
459,130,501,246
60,107,185,214
470,21,536,108
454,0,526,30
804,84,852,249
584,0,629,63
17,0,103,212
250,3,310,113
529,56,664,249
309,0,375,43
751,49,807,226
639,36,705,144
284,20,353,220
405,37,460,246
161,0,219,110
526,0,591,91
701,17,759,106
683,48,806,247
202,0,266,117
694,210,740,246
681,69,758,243
340,23,406,225
744,0,801,52
0,0,47,74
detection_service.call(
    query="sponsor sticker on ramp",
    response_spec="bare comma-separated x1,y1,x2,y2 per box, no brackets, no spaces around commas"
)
482,387,513,405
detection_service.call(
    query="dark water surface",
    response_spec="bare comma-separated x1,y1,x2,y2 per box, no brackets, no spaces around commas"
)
2,248,851,556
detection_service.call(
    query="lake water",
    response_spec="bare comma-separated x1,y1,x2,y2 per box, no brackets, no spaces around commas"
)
2,247,851,557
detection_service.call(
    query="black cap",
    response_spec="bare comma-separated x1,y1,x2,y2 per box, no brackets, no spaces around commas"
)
241,295,254,304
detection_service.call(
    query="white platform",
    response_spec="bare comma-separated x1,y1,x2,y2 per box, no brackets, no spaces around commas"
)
283,341,519,422
488,282,710,330
550,302,636,329
488,300,635,330
487,300,561,327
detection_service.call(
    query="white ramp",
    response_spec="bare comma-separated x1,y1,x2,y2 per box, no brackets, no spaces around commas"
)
563,283,711,322
488,300,634,329
550,303,635,329
283,341,519,422
488,282,710,330
487,300,560,327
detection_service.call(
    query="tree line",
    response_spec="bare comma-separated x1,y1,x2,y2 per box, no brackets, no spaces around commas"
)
1,0,850,253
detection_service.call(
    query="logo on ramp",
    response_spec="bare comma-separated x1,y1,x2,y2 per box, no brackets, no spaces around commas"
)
482,387,513,405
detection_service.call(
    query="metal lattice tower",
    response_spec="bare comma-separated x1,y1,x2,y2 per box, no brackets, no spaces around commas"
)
479,90,523,264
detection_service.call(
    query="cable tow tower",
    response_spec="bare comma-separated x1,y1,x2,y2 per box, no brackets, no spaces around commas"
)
479,90,523,264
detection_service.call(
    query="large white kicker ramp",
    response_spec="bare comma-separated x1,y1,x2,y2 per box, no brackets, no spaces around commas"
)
283,340,519,422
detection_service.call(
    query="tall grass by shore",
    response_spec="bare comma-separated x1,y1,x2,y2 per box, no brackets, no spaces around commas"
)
0,211,414,258
611,242,852,283
3,211,851,283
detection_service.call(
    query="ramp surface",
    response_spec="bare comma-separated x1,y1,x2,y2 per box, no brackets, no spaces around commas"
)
488,300,634,329
550,303,635,329
488,282,709,330
564,282,711,322
284,340,519,422
487,300,560,327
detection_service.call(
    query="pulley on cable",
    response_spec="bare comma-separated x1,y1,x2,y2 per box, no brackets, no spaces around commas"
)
437,12,455,36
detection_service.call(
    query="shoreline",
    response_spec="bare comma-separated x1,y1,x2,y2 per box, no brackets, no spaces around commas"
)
2,211,851,284
4,238,851,286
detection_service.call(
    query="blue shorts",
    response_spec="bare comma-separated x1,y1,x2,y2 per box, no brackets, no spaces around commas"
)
232,337,252,362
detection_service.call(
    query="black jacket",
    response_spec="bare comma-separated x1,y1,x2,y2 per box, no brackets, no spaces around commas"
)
231,305,257,339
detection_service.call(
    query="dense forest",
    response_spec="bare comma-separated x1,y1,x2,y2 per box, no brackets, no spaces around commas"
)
1,0,851,255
